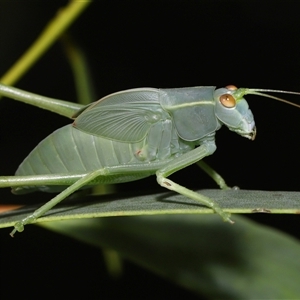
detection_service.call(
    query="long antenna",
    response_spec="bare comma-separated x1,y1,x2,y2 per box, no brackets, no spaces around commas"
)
244,88,300,108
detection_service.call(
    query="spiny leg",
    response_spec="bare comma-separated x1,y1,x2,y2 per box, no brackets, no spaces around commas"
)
10,170,108,236
0,83,83,119
156,141,233,223
9,161,169,236
156,175,233,223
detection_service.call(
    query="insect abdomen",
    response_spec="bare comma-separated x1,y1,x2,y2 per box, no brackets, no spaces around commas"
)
17,125,147,175
15,125,152,193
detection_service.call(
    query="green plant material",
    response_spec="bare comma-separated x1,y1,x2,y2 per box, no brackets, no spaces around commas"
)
61,33,96,105
102,248,123,279
41,214,300,299
0,189,299,229
0,0,91,86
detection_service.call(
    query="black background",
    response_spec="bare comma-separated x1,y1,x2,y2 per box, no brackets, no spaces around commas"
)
0,1,300,298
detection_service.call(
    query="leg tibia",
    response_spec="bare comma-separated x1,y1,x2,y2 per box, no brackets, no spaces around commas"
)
156,175,233,223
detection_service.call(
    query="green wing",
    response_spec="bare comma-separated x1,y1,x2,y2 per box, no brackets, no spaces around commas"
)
73,88,167,142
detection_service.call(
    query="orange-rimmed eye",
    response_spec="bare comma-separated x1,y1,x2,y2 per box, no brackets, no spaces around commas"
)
220,94,236,108
226,85,238,91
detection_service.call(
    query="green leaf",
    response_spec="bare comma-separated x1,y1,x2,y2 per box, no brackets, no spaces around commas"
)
0,189,299,228
41,215,300,299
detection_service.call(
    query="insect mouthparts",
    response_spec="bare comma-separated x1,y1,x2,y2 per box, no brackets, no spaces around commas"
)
250,127,257,141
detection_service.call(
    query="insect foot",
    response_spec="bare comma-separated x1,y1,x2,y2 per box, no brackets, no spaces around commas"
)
232,186,240,190
10,222,24,237
10,214,37,237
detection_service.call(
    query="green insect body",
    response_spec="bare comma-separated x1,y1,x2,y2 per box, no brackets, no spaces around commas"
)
14,86,254,196
14,125,159,194
1,83,297,236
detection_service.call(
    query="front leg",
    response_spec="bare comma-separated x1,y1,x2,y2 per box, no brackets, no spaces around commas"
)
156,141,233,223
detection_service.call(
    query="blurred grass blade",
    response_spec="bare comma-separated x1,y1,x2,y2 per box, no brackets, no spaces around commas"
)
0,0,91,86
61,34,96,105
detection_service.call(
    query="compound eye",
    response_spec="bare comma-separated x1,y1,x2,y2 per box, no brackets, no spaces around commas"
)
220,94,236,108
226,85,238,91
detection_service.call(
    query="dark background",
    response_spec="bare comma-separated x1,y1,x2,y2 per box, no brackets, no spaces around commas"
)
0,1,300,298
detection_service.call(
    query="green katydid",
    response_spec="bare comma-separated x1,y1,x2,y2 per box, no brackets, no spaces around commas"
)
0,83,299,236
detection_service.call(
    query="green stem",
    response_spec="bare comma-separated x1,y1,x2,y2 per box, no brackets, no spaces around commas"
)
0,0,91,86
